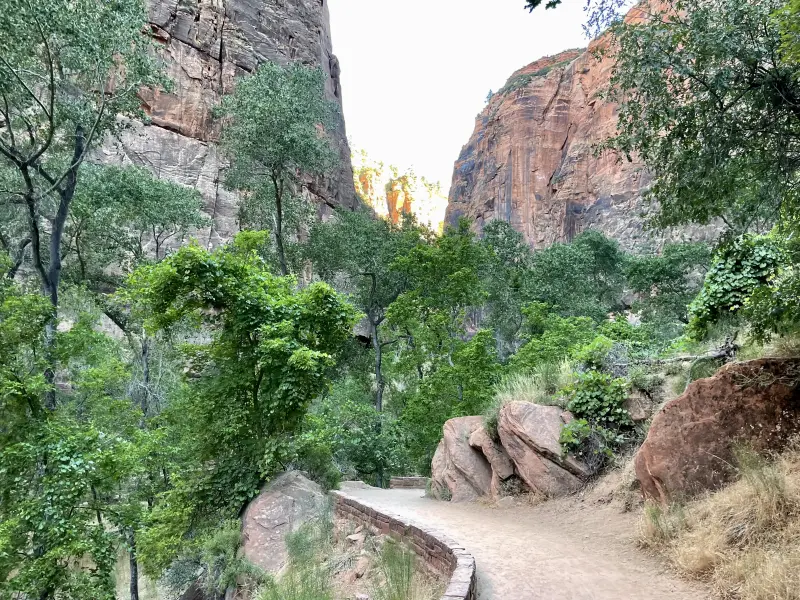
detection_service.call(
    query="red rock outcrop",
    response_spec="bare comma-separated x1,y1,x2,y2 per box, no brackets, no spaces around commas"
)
241,471,326,573
635,358,800,503
446,36,651,249
431,416,494,502
497,402,590,496
98,0,356,247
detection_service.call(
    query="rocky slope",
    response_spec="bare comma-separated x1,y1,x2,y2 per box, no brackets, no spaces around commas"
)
446,41,651,250
97,0,356,247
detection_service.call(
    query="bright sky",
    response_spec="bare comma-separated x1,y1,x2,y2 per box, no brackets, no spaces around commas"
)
328,0,590,195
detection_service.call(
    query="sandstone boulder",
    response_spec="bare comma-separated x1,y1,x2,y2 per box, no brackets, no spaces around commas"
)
469,426,514,480
431,416,493,502
635,358,800,503
498,402,590,496
241,471,326,573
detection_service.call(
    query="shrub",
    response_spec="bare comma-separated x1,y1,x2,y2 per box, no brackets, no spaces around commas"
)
574,335,614,370
564,371,632,429
628,366,665,397
559,418,621,474
259,518,334,600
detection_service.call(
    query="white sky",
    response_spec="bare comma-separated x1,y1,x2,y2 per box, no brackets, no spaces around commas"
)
328,0,590,195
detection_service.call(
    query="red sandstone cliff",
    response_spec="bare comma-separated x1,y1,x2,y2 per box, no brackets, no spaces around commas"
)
446,42,651,250
97,0,356,247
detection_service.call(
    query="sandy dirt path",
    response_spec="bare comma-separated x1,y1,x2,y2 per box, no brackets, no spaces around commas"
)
341,484,709,600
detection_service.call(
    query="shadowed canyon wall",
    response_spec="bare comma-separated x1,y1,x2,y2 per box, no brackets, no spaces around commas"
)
97,0,356,247
446,42,652,250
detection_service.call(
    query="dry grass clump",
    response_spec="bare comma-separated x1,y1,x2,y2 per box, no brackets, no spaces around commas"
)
638,445,800,599
494,360,575,408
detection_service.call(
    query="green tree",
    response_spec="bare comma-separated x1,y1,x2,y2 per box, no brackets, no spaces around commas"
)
218,62,339,276
0,0,166,410
305,208,427,411
606,0,798,237
0,0,165,310
480,220,532,357
626,242,711,327
0,269,147,600
525,230,625,321
125,234,358,575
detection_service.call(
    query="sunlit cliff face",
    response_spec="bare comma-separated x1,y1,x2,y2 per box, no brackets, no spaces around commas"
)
353,151,448,234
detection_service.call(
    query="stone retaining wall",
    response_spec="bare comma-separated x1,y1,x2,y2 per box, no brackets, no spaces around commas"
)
389,476,430,489
330,490,477,600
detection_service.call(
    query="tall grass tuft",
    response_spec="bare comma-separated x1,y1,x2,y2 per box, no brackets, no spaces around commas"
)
258,517,334,600
485,360,575,439
374,541,420,600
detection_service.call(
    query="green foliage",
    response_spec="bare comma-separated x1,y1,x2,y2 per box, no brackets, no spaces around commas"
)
626,243,711,327
564,371,631,430
163,522,265,599
688,235,782,339
574,335,614,370
511,303,597,370
628,366,665,398
218,61,339,275
124,236,358,574
480,220,532,356
525,230,625,321
401,329,501,473
66,165,209,282
299,378,411,487
606,0,798,236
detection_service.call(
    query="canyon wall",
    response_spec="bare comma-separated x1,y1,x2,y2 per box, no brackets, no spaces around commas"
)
446,42,651,250
97,0,356,247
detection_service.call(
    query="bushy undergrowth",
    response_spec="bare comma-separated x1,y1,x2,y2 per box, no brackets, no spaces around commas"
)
639,446,800,600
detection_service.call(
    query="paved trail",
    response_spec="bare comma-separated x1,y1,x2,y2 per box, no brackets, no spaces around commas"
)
341,484,709,600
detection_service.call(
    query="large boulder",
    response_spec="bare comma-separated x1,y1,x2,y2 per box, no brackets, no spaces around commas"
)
431,416,493,502
498,402,590,496
635,358,800,503
241,471,326,573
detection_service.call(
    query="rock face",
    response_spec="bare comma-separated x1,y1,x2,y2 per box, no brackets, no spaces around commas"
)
241,471,326,573
497,402,590,496
635,359,800,503
352,153,448,233
447,43,651,249
468,425,515,498
98,0,356,247
430,416,493,502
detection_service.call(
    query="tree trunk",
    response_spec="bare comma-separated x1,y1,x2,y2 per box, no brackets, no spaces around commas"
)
140,335,151,423
371,317,384,412
129,531,140,600
272,177,289,277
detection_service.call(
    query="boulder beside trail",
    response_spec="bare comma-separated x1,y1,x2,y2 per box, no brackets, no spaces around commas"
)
431,416,493,501
635,358,800,503
241,471,327,573
497,402,590,496
469,425,516,497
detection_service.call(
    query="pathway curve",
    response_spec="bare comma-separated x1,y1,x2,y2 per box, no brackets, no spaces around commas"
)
340,484,709,600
